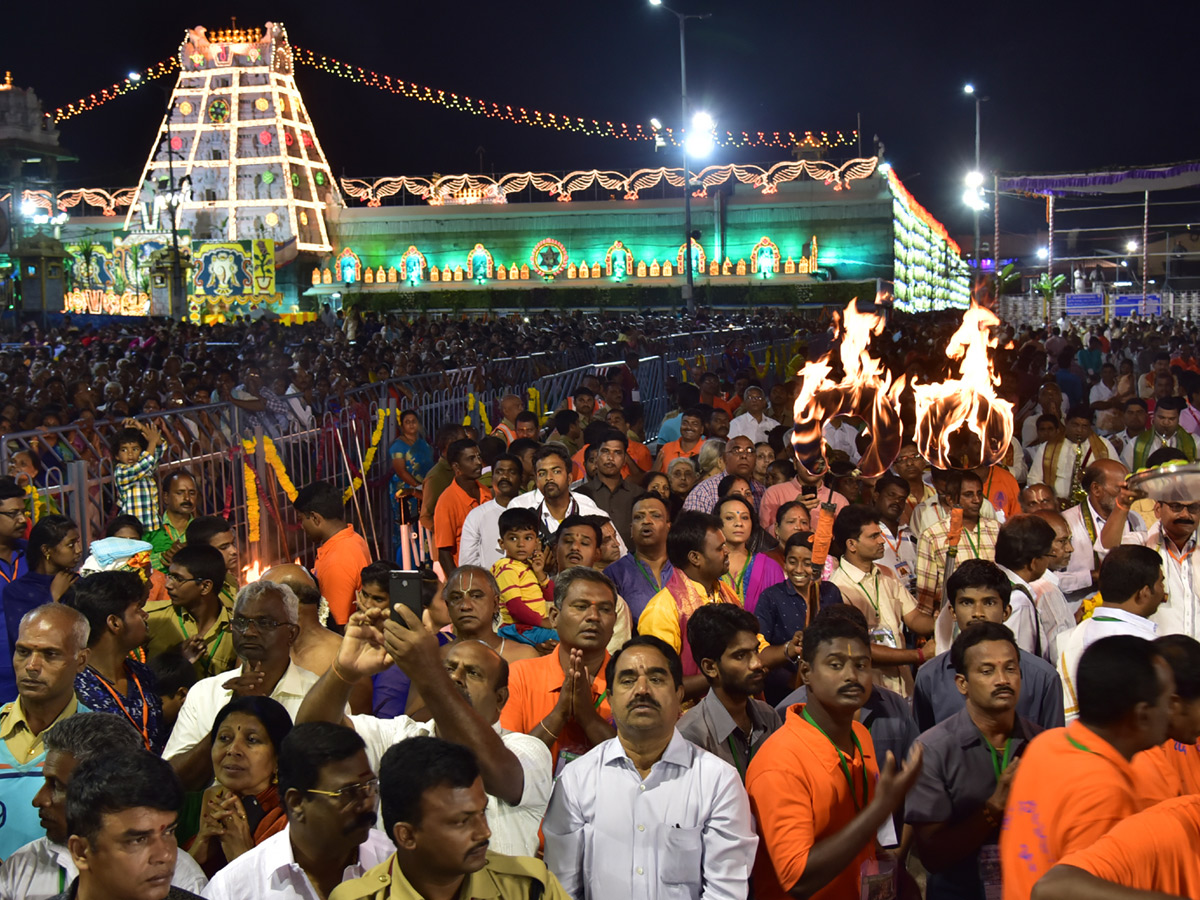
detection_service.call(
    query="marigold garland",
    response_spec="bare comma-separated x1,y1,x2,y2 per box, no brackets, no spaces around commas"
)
344,409,388,502
241,436,299,503
244,462,261,542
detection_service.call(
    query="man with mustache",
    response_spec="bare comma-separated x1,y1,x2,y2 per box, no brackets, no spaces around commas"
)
458,454,524,570
677,603,781,781
544,635,757,900
0,605,91,860
147,471,199,572
604,493,674,625
200,723,393,900
1029,510,1079,663
0,713,208,900
746,607,923,900
906,623,1039,900
914,560,1064,733
330,737,571,900
1096,466,1200,640
507,446,625,555
296,604,552,857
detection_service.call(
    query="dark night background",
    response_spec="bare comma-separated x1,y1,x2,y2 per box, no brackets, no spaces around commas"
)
5,0,1198,244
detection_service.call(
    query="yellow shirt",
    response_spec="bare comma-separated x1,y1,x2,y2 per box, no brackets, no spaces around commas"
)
638,574,766,655
329,852,573,900
145,599,238,680
491,557,547,626
1,695,81,764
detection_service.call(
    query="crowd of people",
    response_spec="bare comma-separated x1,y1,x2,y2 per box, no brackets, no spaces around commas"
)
2,307,1200,899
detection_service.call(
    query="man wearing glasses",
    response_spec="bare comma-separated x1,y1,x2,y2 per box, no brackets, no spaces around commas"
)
201,722,394,900
1097,482,1200,639
682,436,765,513
163,582,318,790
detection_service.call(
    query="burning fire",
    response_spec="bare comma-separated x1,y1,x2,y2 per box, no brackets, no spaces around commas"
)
911,301,1013,469
791,298,905,477
240,558,304,584
791,297,1014,476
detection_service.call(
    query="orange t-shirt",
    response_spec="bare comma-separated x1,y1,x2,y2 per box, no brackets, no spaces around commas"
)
626,439,653,473
746,704,878,900
432,479,492,564
498,649,611,767
999,721,1141,900
981,465,1021,520
656,439,701,471
570,447,631,482
313,524,373,625
1131,738,1200,807
1055,795,1200,895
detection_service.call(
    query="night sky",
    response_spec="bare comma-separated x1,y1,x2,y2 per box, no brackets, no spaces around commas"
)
7,0,1198,241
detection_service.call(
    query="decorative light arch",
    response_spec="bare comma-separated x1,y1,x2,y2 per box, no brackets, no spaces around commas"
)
334,247,362,282
465,243,495,279
399,245,428,281
604,240,634,277
749,236,781,274
676,237,706,275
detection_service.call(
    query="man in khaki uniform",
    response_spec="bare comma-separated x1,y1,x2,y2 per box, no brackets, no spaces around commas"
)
330,736,570,900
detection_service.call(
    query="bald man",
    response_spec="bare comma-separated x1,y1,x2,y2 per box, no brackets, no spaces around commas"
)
0,604,90,858
1019,483,1059,514
1059,459,1145,606
492,394,525,446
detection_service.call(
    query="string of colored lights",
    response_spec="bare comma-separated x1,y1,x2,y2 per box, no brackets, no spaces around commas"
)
52,58,179,123
289,46,855,150
48,44,854,150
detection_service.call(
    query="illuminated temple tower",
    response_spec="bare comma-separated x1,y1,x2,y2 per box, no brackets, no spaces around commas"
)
124,21,337,253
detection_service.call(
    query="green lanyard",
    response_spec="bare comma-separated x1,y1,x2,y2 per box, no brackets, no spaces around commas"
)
985,738,1014,781
722,555,756,606
1066,733,1094,754
802,708,869,810
593,690,608,710
727,733,754,779
859,570,882,618
632,556,663,592
1091,615,1122,622
176,609,226,675
962,521,983,557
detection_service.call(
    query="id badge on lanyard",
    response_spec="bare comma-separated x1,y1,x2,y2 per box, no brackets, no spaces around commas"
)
869,625,898,649
860,857,897,900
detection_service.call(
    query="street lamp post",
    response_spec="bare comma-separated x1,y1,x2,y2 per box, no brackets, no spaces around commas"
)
651,0,710,316
963,84,987,268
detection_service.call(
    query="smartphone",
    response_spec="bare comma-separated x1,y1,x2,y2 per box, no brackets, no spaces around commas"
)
388,570,424,628
802,484,818,497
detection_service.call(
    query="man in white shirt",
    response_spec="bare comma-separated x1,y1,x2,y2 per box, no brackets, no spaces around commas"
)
1097,486,1200,641
727,386,779,445
458,454,523,569
1120,396,1197,471
821,414,862,465
543,635,757,900
1056,544,1165,721
1030,509,1082,663
507,445,625,554
1089,362,1123,435
871,474,917,594
910,469,997,538
295,605,552,857
164,582,319,790
0,713,208,900
1059,459,1144,606
1029,408,1118,503
994,515,1056,654
201,723,393,900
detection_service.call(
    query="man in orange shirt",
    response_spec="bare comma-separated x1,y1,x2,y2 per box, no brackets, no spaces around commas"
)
433,438,492,575
977,462,1021,521
746,608,923,900
1032,796,1200,899
999,635,1174,900
294,480,372,626
655,407,706,472
499,566,617,772
1131,633,1200,805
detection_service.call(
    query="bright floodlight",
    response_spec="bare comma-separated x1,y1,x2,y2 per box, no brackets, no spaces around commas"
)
965,170,985,188
128,71,142,82
963,83,975,94
1036,247,1048,260
19,200,38,218
686,130,714,158
1126,240,1138,252
649,0,663,5
650,117,662,130
961,188,987,211
692,111,714,131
